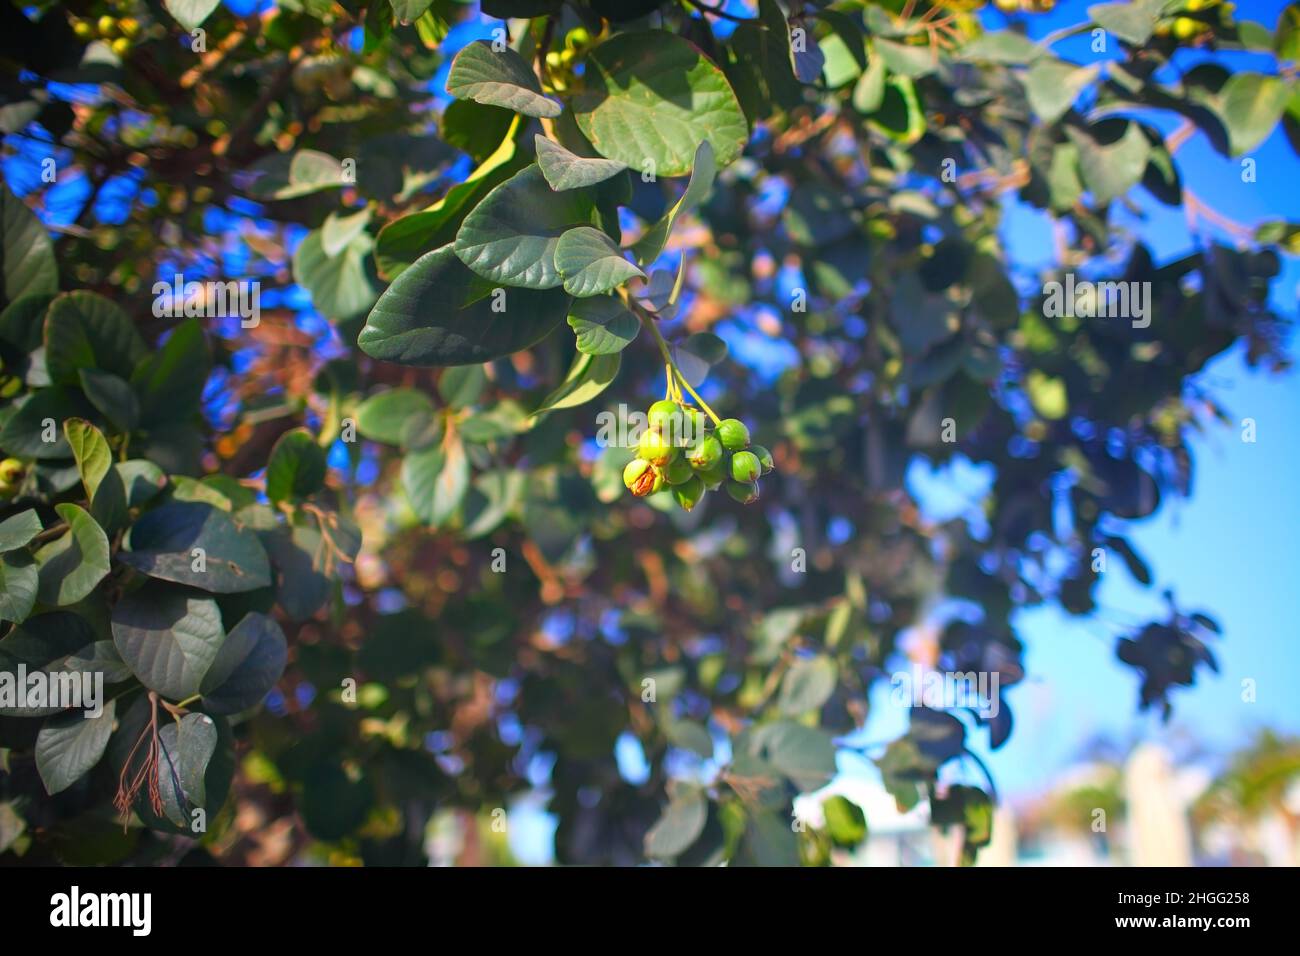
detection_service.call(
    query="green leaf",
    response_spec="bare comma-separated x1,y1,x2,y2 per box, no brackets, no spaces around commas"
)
402,434,469,527
360,244,572,366
0,509,42,552
645,788,707,860
874,37,936,78
43,291,146,386
128,318,210,427
454,163,598,289
292,228,379,321
868,75,925,144
199,612,288,714
2,181,58,304
163,0,221,32
554,226,645,297
631,140,717,265
1278,4,1300,61
0,552,38,624
958,30,1044,65
79,368,140,432
672,332,727,387
751,720,838,790
388,0,433,24
0,293,53,352
0,387,94,458
851,54,886,113
1066,120,1150,206
438,365,487,408
63,418,111,501
567,295,639,355
34,504,110,607
1088,0,1162,46
119,501,272,593
111,585,225,699
778,655,838,715
36,700,116,795
533,350,620,415
266,428,327,505
1216,72,1291,155
260,525,331,621
665,719,713,759
247,149,344,200
116,460,168,509
535,135,627,190
443,99,515,163
1023,59,1099,124
65,418,128,533
375,123,526,280
320,208,373,259
446,40,562,119
355,388,438,445
573,31,749,177
822,794,867,846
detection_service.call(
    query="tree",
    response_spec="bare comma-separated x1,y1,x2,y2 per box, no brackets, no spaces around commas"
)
0,0,1292,866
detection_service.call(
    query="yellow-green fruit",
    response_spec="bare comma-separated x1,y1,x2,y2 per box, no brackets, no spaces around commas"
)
687,434,722,471
680,407,706,446
0,458,24,496
111,37,130,56
731,450,761,483
119,17,140,37
623,458,657,497
726,480,759,505
637,427,677,467
672,476,705,512
697,459,726,491
72,20,94,39
751,444,775,475
1172,17,1200,39
716,418,750,451
663,456,694,486
647,399,681,442
97,15,115,36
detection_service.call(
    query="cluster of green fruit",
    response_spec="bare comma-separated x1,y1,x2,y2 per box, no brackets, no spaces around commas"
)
622,400,774,511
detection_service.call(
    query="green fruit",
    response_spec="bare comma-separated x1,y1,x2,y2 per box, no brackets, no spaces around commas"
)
637,427,678,467
751,444,775,474
672,475,705,512
623,458,658,497
647,399,681,440
726,480,760,504
697,460,726,490
731,451,761,482
686,434,722,471
680,406,706,446
663,456,694,485
717,418,750,451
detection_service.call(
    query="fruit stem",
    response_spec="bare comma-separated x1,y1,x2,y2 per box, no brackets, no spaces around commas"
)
674,368,722,426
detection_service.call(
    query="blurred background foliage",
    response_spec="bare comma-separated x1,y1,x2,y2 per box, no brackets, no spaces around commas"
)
0,0,1296,866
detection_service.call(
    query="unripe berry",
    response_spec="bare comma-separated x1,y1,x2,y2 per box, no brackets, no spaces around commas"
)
120,18,140,37
637,427,677,467
647,399,681,441
751,444,775,474
0,457,24,497
679,406,705,445
726,480,759,505
672,475,705,512
686,434,722,471
73,20,94,39
716,418,750,451
97,15,115,36
697,459,726,491
731,450,761,483
623,458,658,497
663,456,694,486
111,37,130,56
